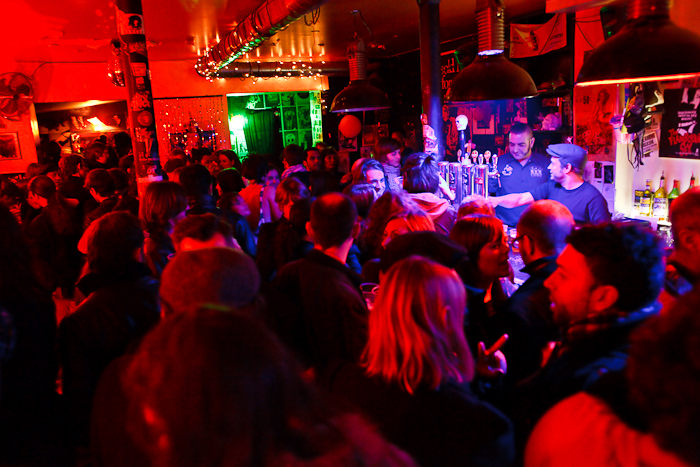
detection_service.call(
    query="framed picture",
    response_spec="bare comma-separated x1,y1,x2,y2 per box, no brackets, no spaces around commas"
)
0,133,22,160
338,131,358,151
362,126,376,147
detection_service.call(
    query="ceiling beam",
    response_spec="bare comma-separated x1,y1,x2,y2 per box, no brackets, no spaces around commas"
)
546,0,616,14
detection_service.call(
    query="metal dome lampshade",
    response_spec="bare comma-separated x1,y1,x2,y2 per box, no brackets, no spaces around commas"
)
331,37,390,113
577,0,700,86
447,0,537,102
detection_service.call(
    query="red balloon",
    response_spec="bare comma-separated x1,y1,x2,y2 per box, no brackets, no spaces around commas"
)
339,115,361,138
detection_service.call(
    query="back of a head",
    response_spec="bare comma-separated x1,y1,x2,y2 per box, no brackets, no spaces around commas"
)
126,308,338,467
308,170,340,197
171,213,234,251
670,186,700,234
29,175,56,200
160,248,260,316
139,181,187,233
363,256,473,393
628,288,700,466
567,222,664,312
310,192,357,249
113,132,132,157
88,211,144,276
240,154,271,183
216,168,245,194
449,214,503,263
288,196,314,234
275,176,310,208
86,168,116,197
59,154,83,177
343,183,376,219
517,200,574,256
402,152,439,194
373,137,401,164
178,164,211,198
281,144,306,167
379,231,468,274
457,199,495,219
108,167,130,192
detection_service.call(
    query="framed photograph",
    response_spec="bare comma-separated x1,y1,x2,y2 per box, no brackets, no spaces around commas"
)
0,133,22,160
338,131,358,152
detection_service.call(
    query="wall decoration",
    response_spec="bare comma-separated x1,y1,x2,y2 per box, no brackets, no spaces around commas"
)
283,130,298,146
660,87,700,159
0,133,21,160
362,126,376,147
282,107,298,130
153,96,230,163
338,130,358,151
574,85,615,158
510,14,567,59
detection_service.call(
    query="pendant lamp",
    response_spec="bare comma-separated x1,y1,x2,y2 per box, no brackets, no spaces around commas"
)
576,0,700,86
330,37,390,113
447,0,537,102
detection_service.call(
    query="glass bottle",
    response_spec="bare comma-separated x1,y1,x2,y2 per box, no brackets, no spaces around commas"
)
641,179,653,216
668,180,681,209
653,172,668,219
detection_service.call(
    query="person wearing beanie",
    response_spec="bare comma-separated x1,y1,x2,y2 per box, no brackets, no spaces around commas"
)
487,143,610,224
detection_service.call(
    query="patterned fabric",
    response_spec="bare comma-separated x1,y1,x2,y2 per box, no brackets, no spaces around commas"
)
281,164,307,180
557,305,658,357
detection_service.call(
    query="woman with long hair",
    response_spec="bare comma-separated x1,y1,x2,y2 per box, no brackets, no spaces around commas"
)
325,256,514,467
449,214,513,353
239,155,282,232
139,181,188,277
24,175,82,296
124,309,416,467
374,137,403,193
357,191,416,262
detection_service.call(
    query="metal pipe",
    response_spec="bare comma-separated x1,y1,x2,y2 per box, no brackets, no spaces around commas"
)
418,0,443,159
196,0,333,77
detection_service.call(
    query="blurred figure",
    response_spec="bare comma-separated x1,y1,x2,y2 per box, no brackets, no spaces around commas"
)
449,215,512,355
492,201,574,387
381,209,435,248
272,193,366,371
322,147,340,172
218,192,250,219
0,205,65,465
304,147,322,171
280,144,310,187
139,181,188,277
240,155,282,231
215,168,245,195
60,212,159,450
24,175,82,295
403,153,457,235
214,149,241,171
374,137,402,193
665,186,700,301
325,256,515,467
171,213,239,253
358,191,416,262
457,198,495,219
109,167,139,216
83,168,118,230
124,309,416,467
526,287,700,467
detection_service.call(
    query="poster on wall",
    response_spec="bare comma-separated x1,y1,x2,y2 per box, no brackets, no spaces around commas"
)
510,14,567,59
0,133,21,160
659,88,700,159
574,85,615,158
338,131,358,152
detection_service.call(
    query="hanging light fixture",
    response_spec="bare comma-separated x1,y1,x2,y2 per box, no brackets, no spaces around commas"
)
447,0,537,102
330,36,390,113
576,0,700,87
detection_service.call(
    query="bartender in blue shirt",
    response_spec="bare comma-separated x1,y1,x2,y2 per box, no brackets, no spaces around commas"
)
489,123,550,227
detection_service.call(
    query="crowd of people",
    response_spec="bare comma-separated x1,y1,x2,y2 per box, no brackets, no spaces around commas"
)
0,131,699,467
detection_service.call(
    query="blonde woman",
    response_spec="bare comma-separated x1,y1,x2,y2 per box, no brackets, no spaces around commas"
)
324,256,514,467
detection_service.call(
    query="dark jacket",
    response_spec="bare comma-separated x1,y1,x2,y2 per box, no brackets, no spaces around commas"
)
186,194,256,257
23,199,82,294
489,256,559,387
508,303,659,452
59,263,160,446
142,230,175,278
271,249,368,371
83,195,120,231
324,362,515,467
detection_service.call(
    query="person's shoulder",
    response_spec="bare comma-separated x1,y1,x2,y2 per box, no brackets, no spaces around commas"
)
530,151,550,165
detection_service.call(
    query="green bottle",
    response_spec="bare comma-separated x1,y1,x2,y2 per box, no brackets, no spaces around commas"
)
668,180,680,209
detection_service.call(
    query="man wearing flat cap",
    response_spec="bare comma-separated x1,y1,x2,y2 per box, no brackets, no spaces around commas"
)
487,144,610,224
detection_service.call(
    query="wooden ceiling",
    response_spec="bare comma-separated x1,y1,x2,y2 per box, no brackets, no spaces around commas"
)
3,0,548,67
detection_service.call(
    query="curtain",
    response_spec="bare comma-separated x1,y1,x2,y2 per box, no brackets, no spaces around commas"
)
243,109,277,156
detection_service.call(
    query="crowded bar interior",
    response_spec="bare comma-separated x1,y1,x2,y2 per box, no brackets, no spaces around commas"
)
2,0,700,466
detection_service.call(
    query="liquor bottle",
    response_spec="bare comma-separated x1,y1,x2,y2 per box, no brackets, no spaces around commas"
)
691,172,696,190
641,179,653,216
653,172,668,219
668,180,681,209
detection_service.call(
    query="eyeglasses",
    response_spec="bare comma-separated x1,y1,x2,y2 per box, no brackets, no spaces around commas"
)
507,234,526,250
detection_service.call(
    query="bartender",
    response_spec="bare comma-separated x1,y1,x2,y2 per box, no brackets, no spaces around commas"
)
489,123,550,227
